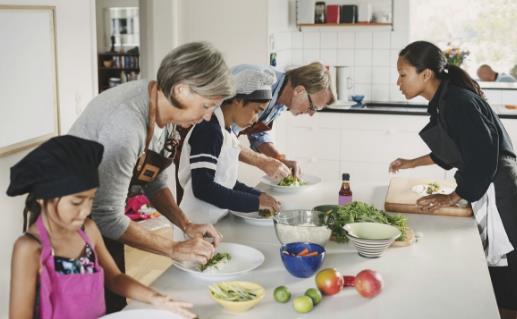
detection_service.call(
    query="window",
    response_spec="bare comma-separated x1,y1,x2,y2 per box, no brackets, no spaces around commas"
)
409,0,517,78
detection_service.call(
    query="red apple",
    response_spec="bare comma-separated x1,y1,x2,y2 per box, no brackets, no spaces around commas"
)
354,269,383,298
315,268,344,296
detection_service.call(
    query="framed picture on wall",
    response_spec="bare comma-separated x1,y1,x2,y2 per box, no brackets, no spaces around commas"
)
0,5,59,156
104,7,139,50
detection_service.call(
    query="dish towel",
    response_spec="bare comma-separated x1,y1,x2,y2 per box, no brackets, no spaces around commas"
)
471,183,514,266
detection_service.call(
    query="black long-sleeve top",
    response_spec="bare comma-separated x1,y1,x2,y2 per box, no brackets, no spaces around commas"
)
427,80,515,202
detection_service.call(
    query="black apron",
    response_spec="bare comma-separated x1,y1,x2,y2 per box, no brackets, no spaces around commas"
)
104,81,179,313
419,80,517,310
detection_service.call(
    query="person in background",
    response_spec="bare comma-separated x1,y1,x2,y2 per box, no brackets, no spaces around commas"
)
390,41,517,319
235,62,335,178
7,135,196,319
477,64,517,83
177,68,281,229
68,42,233,312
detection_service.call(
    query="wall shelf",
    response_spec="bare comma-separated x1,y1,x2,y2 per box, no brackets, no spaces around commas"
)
297,22,392,31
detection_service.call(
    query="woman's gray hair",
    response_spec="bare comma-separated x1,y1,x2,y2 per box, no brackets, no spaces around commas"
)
157,42,235,99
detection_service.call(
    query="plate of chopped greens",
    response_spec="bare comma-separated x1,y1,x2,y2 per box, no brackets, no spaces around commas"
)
260,174,322,193
173,243,265,280
230,209,275,226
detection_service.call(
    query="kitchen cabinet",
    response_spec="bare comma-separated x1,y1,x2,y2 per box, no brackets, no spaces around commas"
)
274,111,449,184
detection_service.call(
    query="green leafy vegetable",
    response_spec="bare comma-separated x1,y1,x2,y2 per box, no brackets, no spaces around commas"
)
319,201,409,243
209,282,259,302
278,175,305,186
426,182,440,194
199,252,231,272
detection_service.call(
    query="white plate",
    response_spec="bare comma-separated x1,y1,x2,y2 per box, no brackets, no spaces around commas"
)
260,174,322,193
100,309,182,319
173,242,265,281
230,211,274,226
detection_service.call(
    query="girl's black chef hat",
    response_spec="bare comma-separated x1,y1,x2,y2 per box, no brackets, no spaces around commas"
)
7,135,104,199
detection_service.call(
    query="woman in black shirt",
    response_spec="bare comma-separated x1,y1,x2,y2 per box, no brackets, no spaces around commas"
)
389,41,517,318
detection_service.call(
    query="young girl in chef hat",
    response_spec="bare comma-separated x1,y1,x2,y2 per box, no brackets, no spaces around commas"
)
177,67,281,229
7,135,196,319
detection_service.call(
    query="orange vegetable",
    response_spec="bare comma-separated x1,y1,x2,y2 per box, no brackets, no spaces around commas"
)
306,251,319,257
297,248,310,256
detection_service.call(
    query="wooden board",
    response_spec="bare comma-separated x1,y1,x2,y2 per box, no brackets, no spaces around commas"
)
384,177,472,217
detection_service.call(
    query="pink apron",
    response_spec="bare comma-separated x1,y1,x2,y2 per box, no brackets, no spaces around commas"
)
36,215,106,318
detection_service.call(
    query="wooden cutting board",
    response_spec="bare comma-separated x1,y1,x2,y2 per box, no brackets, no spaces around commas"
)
384,177,472,217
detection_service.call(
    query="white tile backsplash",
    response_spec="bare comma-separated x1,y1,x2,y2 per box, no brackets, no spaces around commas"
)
291,32,303,49
303,49,320,64
354,66,372,84
354,32,373,49
291,49,303,66
337,49,354,66
371,85,390,101
320,49,337,65
337,32,355,49
320,32,337,49
354,49,372,66
275,19,410,102
372,66,391,84
372,49,391,66
373,32,391,49
303,31,320,49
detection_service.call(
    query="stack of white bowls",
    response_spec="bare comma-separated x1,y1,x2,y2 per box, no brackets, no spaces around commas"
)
343,222,401,258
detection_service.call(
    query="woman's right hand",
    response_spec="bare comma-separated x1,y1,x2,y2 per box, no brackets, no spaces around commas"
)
169,237,215,264
150,293,197,319
259,193,281,212
389,158,414,173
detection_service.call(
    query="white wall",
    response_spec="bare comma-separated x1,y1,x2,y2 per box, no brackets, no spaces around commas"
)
0,1,97,316
178,0,269,66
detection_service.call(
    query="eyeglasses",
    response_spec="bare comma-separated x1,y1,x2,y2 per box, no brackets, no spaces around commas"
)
306,91,324,112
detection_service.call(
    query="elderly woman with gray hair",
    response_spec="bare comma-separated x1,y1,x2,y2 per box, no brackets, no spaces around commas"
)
69,42,234,313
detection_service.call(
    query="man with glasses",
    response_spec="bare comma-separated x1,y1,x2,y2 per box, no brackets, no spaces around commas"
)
234,62,335,178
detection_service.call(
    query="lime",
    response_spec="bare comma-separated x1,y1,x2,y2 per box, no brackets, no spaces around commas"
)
293,295,314,313
305,288,322,305
273,286,291,303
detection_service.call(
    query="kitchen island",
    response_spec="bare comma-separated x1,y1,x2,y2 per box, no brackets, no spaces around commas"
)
124,182,500,319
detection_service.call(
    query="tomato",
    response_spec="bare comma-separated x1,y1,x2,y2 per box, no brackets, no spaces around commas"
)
354,269,384,298
315,268,344,296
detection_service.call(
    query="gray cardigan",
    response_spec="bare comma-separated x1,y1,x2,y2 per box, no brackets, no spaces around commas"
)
69,80,168,239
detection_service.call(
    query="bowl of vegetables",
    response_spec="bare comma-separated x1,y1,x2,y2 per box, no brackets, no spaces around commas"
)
209,281,265,312
260,174,322,193
280,242,326,278
273,209,332,246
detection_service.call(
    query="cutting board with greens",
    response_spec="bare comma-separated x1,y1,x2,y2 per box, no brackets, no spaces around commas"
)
385,177,472,217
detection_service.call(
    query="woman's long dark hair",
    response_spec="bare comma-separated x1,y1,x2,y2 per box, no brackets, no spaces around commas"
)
399,41,484,98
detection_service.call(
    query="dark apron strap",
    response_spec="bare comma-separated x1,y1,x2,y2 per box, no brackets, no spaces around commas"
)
103,235,127,313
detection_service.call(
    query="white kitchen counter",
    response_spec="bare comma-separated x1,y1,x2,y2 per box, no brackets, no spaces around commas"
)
125,182,500,319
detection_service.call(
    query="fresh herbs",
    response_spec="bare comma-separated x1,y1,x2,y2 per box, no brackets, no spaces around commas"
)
209,282,259,302
319,201,409,243
258,209,274,218
278,175,305,187
199,252,231,272
426,182,440,194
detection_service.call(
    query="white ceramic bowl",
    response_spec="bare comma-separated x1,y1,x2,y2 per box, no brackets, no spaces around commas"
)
343,222,401,258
